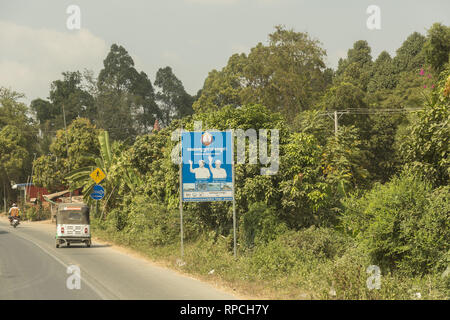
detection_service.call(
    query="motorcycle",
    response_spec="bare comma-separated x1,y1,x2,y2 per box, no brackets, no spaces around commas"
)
9,216,20,228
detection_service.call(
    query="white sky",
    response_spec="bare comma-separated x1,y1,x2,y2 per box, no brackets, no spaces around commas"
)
0,0,449,104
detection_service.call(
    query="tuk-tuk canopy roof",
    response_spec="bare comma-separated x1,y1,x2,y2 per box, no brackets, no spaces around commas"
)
57,203,88,210
56,203,90,224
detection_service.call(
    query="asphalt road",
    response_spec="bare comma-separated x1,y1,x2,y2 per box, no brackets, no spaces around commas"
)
0,217,236,300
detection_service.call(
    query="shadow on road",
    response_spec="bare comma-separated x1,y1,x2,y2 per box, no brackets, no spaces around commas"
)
0,230,9,235
58,244,111,249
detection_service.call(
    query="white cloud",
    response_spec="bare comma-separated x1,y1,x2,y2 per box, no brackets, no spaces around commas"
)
0,20,108,103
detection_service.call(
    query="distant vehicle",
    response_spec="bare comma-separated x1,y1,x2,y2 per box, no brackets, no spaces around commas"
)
9,216,20,228
55,203,91,248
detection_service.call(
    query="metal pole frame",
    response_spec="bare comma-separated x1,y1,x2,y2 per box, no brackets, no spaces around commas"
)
231,129,237,258
179,126,184,259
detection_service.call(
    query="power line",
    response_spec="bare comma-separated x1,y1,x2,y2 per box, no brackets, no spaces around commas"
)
318,107,424,136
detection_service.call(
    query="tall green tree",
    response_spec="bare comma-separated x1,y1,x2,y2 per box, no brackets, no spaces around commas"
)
0,88,37,204
368,51,397,92
194,26,330,121
336,40,373,92
392,31,426,73
154,66,194,126
49,71,95,124
97,44,160,140
424,23,450,73
33,118,100,192
399,70,450,187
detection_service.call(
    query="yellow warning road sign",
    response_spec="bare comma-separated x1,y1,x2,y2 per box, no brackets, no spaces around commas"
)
90,168,106,184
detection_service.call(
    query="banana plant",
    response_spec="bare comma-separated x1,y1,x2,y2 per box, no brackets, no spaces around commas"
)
65,130,143,206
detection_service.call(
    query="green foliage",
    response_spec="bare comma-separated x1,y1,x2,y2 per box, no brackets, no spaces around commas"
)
0,125,29,178
249,227,352,281
240,202,287,248
335,40,373,91
368,51,397,92
194,26,329,122
66,130,143,209
4,23,450,299
0,88,37,205
249,236,301,279
320,82,367,110
96,44,160,140
392,32,426,74
424,23,450,72
341,173,449,276
322,126,370,190
51,118,100,169
290,109,333,145
123,195,179,246
33,118,100,192
279,132,334,228
399,70,449,187
282,226,351,260
154,66,194,126
25,205,38,221
49,71,95,124
32,155,67,192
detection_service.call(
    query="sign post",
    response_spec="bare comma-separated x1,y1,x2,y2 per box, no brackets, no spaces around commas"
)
179,128,184,259
89,168,106,219
180,131,236,258
231,131,236,258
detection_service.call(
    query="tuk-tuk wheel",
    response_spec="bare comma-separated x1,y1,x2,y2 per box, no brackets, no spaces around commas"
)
86,241,91,248
67,242,71,247
56,243,60,248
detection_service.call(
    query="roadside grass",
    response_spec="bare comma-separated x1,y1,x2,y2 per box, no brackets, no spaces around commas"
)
1,211,446,300
91,220,449,300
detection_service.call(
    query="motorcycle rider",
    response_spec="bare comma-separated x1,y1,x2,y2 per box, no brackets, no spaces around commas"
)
8,203,20,224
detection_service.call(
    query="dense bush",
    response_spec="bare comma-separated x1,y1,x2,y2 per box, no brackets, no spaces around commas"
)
249,227,352,280
25,206,38,221
282,226,351,260
340,173,450,275
240,202,287,248
249,236,301,279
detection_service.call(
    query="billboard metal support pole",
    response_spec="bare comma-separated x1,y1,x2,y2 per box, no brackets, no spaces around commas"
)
232,130,237,259
179,126,184,259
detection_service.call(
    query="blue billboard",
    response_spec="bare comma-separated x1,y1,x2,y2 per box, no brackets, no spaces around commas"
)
181,131,234,202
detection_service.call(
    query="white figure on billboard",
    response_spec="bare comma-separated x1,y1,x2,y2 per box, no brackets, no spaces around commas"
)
189,160,210,179
208,156,227,179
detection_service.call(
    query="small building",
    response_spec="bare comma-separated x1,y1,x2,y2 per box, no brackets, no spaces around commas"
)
11,183,81,204
11,183,49,203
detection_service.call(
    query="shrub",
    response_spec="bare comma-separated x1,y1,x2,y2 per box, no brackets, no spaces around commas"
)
25,206,38,221
240,202,288,248
282,226,352,260
249,237,301,279
124,195,179,246
341,173,450,275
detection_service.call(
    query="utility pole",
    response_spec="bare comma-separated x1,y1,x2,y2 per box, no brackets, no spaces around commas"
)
324,110,346,137
26,153,37,202
62,104,72,202
334,110,338,137
3,180,6,214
